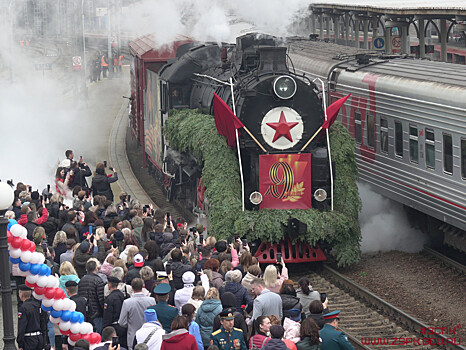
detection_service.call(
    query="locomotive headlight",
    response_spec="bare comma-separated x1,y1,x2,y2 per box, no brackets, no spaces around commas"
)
314,188,327,202
273,76,297,99
250,191,263,205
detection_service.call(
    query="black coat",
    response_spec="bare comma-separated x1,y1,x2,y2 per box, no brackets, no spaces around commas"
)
281,294,302,319
24,222,38,241
91,172,118,202
78,273,105,318
70,165,91,188
54,242,67,264
103,289,125,328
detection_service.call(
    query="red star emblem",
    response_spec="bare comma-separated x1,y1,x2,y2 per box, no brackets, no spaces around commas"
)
266,111,299,142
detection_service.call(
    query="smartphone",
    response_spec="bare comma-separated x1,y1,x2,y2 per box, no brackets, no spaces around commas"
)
175,242,181,249
234,234,239,240
197,244,202,252
112,336,119,347
127,194,131,202
47,184,50,193
276,252,282,263
28,186,32,192
166,263,172,276
103,161,107,167
242,238,247,247
320,292,327,303
227,237,232,245
166,212,170,222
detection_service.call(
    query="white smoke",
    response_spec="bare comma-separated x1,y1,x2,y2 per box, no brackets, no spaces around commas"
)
358,183,429,253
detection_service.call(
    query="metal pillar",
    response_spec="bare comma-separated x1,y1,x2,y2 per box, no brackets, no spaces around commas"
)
319,14,324,40
334,16,340,43
418,18,425,58
372,16,378,36
401,23,409,54
354,19,360,48
363,19,369,49
311,13,316,34
385,26,392,53
440,19,447,62
345,12,350,45
326,15,330,40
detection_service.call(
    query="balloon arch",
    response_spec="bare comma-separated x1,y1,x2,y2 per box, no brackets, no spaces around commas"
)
7,220,102,346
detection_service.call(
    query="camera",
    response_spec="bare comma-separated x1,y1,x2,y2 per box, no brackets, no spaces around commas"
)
320,292,327,303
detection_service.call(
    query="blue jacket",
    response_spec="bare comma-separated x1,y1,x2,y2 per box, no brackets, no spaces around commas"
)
189,320,203,350
59,274,80,297
196,299,222,346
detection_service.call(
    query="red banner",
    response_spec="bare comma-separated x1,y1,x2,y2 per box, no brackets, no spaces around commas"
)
259,154,312,209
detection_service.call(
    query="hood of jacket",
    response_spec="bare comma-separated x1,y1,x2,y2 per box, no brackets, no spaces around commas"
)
212,271,223,281
281,294,302,311
264,338,289,350
199,299,222,313
224,281,244,294
162,328,189,342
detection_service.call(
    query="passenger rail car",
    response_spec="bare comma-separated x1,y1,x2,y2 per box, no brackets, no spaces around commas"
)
288,38,466,252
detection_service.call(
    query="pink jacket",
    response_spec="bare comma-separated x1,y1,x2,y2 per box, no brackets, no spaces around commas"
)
266,266,289,294
283,317,301,343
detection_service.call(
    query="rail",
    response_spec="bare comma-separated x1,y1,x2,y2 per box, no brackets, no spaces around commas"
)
422,245,466,275
322,264,466,350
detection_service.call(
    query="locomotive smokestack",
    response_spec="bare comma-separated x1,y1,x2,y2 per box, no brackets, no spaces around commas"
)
258,47,287,73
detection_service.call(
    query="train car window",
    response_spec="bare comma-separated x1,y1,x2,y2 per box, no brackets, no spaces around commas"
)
367,113,375,148
425,129,435,169
461,139,466,179
409,125,419,164
443,134,453,174
395,121,403,158
160,81,168,113
380,118,388,153
355,111,362,144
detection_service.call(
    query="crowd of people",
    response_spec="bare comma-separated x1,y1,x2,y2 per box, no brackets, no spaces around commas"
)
5,151,354,350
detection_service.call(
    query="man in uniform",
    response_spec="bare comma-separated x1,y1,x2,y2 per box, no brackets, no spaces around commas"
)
320,310,354,350
17,284,44,350
146,283,178,334
103,276,126,347
210,307,247,350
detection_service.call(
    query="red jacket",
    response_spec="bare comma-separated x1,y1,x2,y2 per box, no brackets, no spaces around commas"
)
161,329,197,350
18,207,49,226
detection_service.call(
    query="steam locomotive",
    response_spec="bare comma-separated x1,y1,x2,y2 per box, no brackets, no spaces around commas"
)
129,33,359,264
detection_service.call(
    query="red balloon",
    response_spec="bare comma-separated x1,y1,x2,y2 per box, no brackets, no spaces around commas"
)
81,333,91,342
20,239,31,251
60,329,71,336
89,332,101,344
45,288,57,300
7,232,13,244
28,242,36,252
11,237,23,249
35,286,46,295
25,281,35,289
69,333,81,342
55,288,65,299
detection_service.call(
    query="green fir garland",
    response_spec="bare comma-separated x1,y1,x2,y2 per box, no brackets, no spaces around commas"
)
165,109,361,266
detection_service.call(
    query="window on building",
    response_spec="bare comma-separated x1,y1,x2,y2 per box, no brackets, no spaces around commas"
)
395,121,403,158
355,111,362,144
409,125,418,164
443,134,453,174
380,118,388,153
425,129,435,169
461,138,466,179
367,113,375,148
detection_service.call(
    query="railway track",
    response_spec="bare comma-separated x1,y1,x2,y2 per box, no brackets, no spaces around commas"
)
292,265,465,350
422,245,466,275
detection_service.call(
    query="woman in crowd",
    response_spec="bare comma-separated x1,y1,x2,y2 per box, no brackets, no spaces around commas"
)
132,216,144,245
263,261,288,294
58,262,80,297
141,217,155,243
249,316,271,349
196,287,222,347
235,251,252,278
140,266,156,296
280,283,302,320
204,259,223,290
296,318,320,350
55,167,70,196
52,231,67,264
242,264,261,298
144,240,159,267
187,286,205,319
120,240,138,263
161,315,198,350
308,300,326,329
297,277,321,318
91,162,118,202
181,303,204,350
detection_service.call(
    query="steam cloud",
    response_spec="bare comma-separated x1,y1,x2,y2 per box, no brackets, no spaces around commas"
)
358,183,429,253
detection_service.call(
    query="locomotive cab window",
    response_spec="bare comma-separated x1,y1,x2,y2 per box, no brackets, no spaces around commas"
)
380,118,388,153
366,113,375,148
409,125,418,164
160,81,168,113
171,88,184,107
395,121,403,158
443,133,453,174
461,138,466,179
425,128,435,169
354,111,362,144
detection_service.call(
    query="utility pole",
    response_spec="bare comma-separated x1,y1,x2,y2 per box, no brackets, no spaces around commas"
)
107,0,113,79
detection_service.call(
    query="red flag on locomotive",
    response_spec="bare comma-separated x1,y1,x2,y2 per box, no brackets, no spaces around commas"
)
213,93,244,148
259,153,312,209
322,94,351,129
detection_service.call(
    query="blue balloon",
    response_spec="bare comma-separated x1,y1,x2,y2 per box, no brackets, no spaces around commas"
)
7,219,17,230
61,310,72,322
70,311,81,323
19,261,31,272
39,264,51,276
78,313,84,324
41,305,52,312
51,309,63,318
9,257,21,264
30,264,41,275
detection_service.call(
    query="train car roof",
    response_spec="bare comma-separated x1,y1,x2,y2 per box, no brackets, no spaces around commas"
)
129,34,193,61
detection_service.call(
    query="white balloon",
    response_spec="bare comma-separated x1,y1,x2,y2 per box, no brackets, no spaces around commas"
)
68,339,76,346
36,276,49,288
33,292,44,300
70,322,81,334
10,248,22,259
59,321,72,331
8,243,12,250
21,250,33,263
42,298,55,308
10,224,23,237
69,300,76,312
30,252,42,264
26,274,40,284
50,316,60,324
19,231,27,239
37,254,45,265
46,276,58,288
53,299,66,311
61,298,72,311
80,322,93,334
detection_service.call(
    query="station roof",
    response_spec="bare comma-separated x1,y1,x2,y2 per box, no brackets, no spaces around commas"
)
308,0,466,16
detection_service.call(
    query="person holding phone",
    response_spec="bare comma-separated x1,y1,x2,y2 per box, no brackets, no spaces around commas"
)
92,162,118,202
94,326,126,350
296,277,321,318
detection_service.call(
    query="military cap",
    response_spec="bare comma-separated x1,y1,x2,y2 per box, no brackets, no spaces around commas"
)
323,310,341,320
156,271,168,280
219,307,235,320
153,283,171,295
65,281,78,288
107,276,120,284
18,284,32,291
